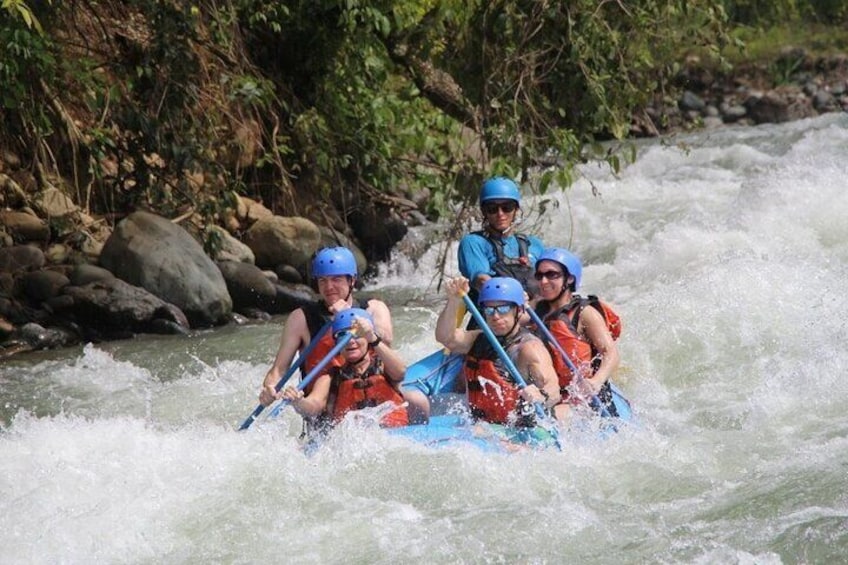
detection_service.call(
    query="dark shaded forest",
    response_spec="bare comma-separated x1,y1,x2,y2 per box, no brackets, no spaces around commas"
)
1,1,846,257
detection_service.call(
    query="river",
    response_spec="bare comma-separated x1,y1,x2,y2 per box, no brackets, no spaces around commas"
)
2,114,847,564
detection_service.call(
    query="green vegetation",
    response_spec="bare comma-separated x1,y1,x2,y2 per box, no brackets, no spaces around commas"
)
728,24,848,63
0,0,845,250
723,0,847,27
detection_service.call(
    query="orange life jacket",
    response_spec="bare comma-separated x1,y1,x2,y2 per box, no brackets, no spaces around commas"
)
301,299,370,392
328,356,409,428
304,330,338,376
536,295,621,395
462,329,537,425
585,295,622,341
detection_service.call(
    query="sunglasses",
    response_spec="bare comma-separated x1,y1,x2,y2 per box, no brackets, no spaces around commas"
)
482,201,518,215
333,331,352,342
534,270,564,281
481,304,515,317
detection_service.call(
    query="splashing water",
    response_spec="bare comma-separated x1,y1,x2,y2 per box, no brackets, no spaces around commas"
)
2,115,848,563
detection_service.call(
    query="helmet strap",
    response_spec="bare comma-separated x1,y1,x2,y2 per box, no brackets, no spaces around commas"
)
342,276,355,302
482,217,516,237
510,208,526,233
553,287,567,303
506,306,521,336
550,278,573,307
554,277,568,302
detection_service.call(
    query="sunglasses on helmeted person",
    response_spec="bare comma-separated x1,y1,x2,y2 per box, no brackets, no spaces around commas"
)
534,270,564,281
333,331,354,342
482,201,518,215
481,304,515,317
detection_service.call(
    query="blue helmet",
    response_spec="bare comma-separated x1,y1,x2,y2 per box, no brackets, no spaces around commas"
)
537,247,582,291
479,177,521,205
332,307,373,339
312,247,357,278
478,277,525,307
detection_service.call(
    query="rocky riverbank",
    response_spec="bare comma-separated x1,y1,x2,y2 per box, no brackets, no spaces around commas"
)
2,47,847,359
0,197,374,358
632,48,848,136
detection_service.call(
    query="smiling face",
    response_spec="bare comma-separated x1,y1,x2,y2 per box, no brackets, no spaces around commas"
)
316,275,353,305
534,260,566,301
481,199,518,233
340,334,368,361
332,328,370,364
481,300,518,336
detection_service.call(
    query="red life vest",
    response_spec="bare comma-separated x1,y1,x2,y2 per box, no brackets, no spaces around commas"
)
304,330,339,375
584,295,622,341
462,329,537,425
536,295,621,394
328,356,409,428
301,299,370,392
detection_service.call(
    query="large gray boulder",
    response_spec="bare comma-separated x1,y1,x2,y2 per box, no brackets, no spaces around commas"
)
217,260,277,312
273,282,320,312
209,225,255,264
61,278,190,336
243,215,321,271
0,245,45,273
0,211,49,243
99,211,232,326
217,260,320,315
19,270,70,303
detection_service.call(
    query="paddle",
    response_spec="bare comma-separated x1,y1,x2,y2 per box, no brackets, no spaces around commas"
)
237,321,332,431
264,331,354,420
525,308,613,418
461,293,562,449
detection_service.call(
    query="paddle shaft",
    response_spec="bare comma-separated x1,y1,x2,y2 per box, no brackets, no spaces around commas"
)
526,307,611,418
285,322,336,395
462,294,562,450
267,331,354,417
238,321,332,431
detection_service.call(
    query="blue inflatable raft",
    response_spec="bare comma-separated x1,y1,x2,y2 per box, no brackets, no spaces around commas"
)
392,349,633,451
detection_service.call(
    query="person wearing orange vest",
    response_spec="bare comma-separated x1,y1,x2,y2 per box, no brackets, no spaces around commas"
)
282,308,409,429
435,276,560,426
259,246,394,407
532,248,620,419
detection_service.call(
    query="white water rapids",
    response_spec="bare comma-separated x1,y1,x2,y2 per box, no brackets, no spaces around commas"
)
1,114,847,564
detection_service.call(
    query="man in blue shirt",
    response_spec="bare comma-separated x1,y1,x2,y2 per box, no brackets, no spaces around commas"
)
458,177,545,303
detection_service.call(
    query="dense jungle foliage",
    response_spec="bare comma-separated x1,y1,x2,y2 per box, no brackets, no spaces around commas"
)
1,0,846,249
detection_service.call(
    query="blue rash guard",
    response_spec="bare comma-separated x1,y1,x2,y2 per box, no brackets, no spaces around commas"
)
457,231,545,288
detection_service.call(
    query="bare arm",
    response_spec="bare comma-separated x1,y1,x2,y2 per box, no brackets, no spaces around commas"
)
282,373,331,417
354,316,406,382
374,341,406,383
579,307,620,393
517,339,561,409
435,277,478,354
365,298,394,345
260,308,309,405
